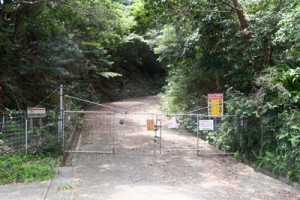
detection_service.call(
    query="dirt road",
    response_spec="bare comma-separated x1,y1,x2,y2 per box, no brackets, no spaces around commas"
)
66,96,300,200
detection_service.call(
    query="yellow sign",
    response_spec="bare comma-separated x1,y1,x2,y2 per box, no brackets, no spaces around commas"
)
146,119,155,131
208,93,223,117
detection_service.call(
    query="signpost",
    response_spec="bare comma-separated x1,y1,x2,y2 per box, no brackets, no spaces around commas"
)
208,93,223,117
27,107,46,130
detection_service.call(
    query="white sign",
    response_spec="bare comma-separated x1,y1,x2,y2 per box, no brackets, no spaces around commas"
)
168,117,179,129
199,120,214,131
27,107,47,118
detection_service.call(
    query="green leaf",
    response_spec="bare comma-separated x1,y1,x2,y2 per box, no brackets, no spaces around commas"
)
291,125,300,130
289,136,300,146
98,72,122,78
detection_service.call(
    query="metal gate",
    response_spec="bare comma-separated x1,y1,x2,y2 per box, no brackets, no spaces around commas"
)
196,115,237,156
63,109,239,157
58,87,238,157
158,114,238,156
114,112,160,155
63,111,161,155
159,113,198,155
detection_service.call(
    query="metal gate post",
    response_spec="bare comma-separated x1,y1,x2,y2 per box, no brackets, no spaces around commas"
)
154,114,157,157
2,113,5,136
156,114,162,155
58,84,64,150
154,114,162,155
196,115,199,156
25,119,28,154
159,119,162,155
214,117,218,132
113,112,116,154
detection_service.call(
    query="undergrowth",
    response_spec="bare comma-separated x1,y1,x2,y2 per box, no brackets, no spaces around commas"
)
0,152,59,185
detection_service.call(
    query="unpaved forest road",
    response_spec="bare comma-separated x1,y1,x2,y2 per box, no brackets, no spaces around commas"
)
67,96,300,200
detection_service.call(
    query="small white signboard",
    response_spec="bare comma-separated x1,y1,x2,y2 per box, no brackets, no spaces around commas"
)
168,117,179,129
27,107,47,118
199,120,214,131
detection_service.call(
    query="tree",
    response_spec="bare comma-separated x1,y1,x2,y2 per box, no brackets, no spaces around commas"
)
132,0,300,181
0,0,165,108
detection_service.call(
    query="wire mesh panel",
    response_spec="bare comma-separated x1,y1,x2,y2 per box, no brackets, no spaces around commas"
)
1,112,26,151
115,112,158,155
64,111,115,153
197,115,238,156
158,114,198,155
27,115,55,152
1,110,58,154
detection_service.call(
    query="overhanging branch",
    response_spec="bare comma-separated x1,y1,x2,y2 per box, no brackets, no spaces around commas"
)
218,0,241,11
218,0,248,30
13,0,46,4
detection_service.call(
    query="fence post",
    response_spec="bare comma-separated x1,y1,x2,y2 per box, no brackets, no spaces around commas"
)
58,84,64,150
25,119,28,154
196,115,199,156
2,113,5,137
261,118,264,153
113,112,115,154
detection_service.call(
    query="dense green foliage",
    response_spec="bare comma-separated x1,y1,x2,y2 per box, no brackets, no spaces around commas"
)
0,0,165,109
1,0,299,183
131,0,300,182
0,152,58,184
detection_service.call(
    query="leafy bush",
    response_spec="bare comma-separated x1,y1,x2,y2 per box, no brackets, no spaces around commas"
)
217,60,300,182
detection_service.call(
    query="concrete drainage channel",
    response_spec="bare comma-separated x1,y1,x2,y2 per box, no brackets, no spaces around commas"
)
43,126,81,199
41,123,81,199
43,167,75,200
44,125,79,199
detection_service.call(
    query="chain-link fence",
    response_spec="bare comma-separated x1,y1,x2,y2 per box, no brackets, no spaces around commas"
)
0,110,59,154
1,112,26,151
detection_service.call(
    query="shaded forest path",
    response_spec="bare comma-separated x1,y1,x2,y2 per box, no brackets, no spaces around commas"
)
65,96,299,200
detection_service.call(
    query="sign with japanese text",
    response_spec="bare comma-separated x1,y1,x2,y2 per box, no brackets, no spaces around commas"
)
27,107,47,118
146,119,155,131
208,93,223,117
199,120,214,131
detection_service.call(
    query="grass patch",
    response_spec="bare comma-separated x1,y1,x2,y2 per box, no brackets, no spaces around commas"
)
0,152,59,185
56,183,76,191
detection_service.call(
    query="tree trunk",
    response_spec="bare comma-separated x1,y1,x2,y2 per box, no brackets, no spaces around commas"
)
214,71,222,91
232,0,248,30
218,0,251,40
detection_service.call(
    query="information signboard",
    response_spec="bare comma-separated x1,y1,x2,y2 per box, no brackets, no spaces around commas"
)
208,93,223,117
146,119,155,131
27,107,47,118
199,120,214,131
